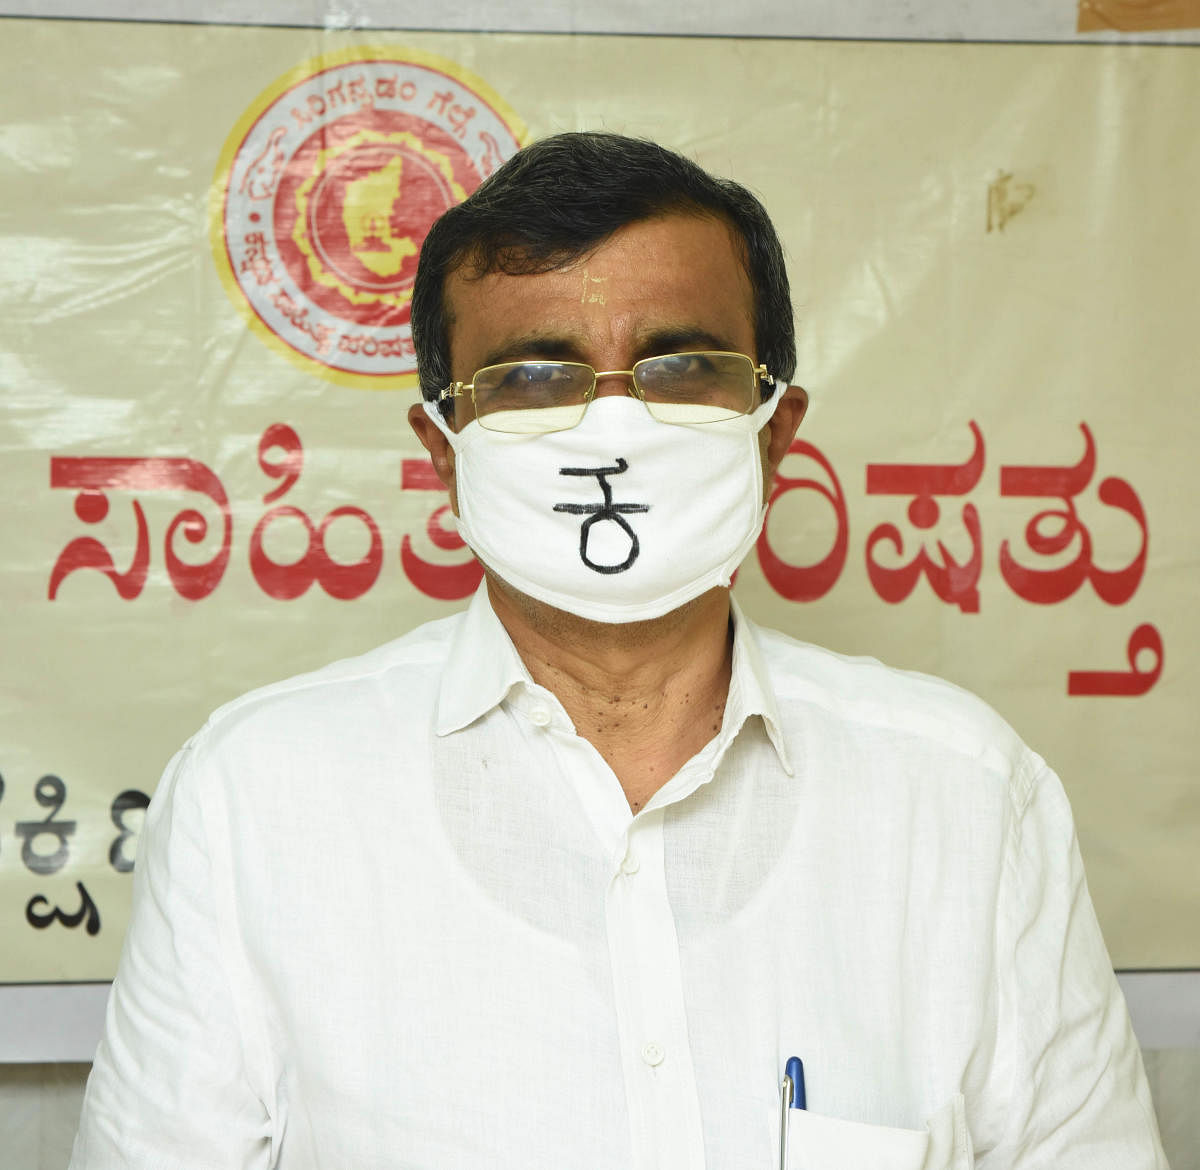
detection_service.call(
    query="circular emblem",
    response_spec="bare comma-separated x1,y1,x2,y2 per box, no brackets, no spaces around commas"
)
211,47,526,388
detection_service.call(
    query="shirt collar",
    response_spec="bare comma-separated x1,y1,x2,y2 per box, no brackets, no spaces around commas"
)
726,593,794,777
435,585,531,735
436,586,793,777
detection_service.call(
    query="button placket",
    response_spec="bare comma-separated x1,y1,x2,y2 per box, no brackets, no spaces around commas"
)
603,810,705,1170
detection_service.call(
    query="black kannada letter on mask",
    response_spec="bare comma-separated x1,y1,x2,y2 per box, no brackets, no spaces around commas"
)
553,458,650,574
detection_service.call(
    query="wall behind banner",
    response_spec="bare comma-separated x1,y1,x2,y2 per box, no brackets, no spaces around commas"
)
0,19,1196,996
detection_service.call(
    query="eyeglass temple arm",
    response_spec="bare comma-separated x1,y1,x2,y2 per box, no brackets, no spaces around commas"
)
759,367,784,394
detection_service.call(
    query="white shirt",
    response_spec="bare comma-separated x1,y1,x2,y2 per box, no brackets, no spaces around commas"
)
71,588,1167,1170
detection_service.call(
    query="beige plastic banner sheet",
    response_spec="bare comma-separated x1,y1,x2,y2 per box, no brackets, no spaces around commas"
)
0,19,1196,979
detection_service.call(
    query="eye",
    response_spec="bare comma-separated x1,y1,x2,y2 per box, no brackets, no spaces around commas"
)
474,362,588,412
639,352,724,390
512,363,572,385
655,353,709,376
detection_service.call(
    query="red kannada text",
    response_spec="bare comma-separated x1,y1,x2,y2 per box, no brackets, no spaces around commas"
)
866,421,985,614
250,423,383,601
999,423,1147,605
399,458,484,601
49,456,232,601
46,421,1162,695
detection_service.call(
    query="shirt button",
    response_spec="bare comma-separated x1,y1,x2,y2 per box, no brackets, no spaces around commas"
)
620,852,640,876
528,707,552,727
641,1042,665,1067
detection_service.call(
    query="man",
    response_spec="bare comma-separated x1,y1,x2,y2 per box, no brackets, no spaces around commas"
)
71,133,1167,1168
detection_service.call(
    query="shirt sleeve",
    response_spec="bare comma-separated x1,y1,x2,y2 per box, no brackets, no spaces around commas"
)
985,762,1169,1169
69,738,276,1170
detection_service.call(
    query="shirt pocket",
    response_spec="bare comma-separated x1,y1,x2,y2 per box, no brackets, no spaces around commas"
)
785,1094,973,1170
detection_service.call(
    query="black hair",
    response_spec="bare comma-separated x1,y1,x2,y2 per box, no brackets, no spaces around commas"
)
411,131,796,416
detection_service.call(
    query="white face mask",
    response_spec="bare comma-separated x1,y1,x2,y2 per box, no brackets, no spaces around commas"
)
422,393,782,624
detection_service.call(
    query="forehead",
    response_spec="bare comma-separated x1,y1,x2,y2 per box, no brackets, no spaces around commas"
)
444,213,756,371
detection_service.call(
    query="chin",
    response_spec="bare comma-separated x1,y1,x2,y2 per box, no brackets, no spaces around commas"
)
485,572,729,640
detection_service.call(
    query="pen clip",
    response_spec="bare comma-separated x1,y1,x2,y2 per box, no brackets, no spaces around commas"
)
779,1072,792,1169
779,1055,806,1169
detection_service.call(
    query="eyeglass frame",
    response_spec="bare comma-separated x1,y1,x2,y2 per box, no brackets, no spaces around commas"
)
437,350,782,431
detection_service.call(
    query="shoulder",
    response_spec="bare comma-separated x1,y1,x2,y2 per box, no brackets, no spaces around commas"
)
750,620,1044,804
191,610,463,757
137,612,470,871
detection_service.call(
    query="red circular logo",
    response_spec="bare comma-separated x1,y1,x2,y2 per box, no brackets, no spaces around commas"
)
213,50,526,387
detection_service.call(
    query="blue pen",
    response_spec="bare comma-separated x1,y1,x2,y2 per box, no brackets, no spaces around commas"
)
785,1056,806,1110
778,1056,806,1168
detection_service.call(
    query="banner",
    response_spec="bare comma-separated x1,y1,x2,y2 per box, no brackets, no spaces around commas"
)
4,1,1200,41
1,19,1195,980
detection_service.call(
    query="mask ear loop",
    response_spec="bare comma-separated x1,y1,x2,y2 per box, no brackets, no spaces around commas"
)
761,367,787,404
744,376,787,431
422,398,462,446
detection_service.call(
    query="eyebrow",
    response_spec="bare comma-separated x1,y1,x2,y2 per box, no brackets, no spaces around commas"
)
479,333,586,368
478,326,743,370
636,326,739,358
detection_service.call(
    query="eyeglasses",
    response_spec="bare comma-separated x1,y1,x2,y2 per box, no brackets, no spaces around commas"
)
439,351,780,434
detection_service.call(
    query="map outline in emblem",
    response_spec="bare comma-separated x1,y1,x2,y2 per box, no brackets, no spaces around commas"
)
210,45,528,390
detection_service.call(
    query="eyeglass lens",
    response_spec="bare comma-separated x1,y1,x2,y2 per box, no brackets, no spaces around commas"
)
471,352,760,432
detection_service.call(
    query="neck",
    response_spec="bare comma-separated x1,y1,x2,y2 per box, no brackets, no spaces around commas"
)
486,575,735,813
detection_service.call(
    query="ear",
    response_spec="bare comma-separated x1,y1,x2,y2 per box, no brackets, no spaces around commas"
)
763,384,809,479
408,400,458,510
